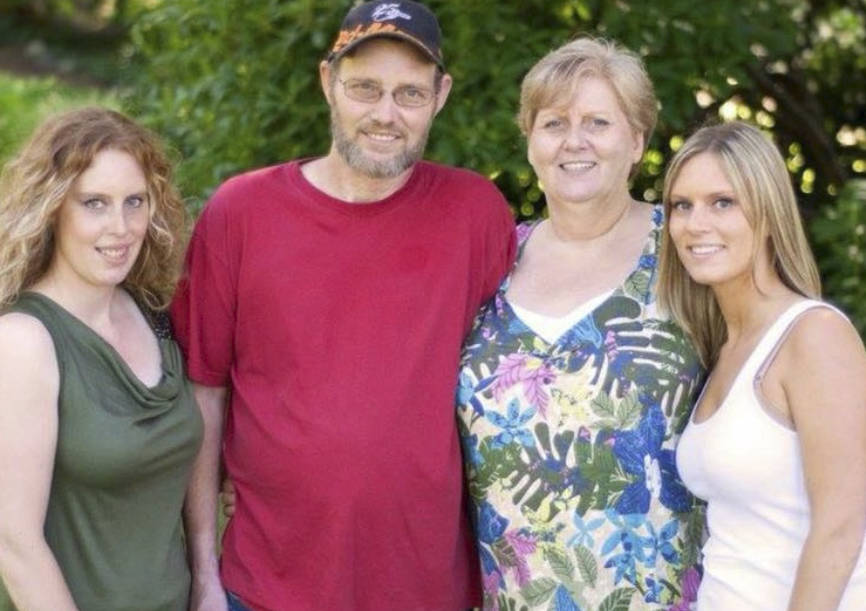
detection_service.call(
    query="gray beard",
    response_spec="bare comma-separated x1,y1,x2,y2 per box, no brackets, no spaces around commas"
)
330,108,431,179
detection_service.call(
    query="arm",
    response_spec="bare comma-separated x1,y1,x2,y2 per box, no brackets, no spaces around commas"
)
184,384,229,611
782,309,866,610
0,314,78,610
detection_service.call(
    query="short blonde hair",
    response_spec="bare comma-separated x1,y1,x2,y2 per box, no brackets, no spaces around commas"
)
0,107,187,310
658,121,821,366
517,36,657,168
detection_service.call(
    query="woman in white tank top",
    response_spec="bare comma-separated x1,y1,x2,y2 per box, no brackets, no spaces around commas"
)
657,121,866,610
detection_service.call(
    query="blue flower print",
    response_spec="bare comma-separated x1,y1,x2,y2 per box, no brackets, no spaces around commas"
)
638,254,656,269
601,511,647,585
485,399,536,449
553,585,582,611
612,404,691,514
640,519,680,567
567,513,605,549
478,500,509,544
461,433,484,467
479,544,500,579
603,548,639,586
643,574,663,603
560,315,603,348
456,371,485,416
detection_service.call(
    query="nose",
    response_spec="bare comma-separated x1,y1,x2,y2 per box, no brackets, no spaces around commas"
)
563,124,588,151
107,204,130,235
368,90,400,124
684,203,711,233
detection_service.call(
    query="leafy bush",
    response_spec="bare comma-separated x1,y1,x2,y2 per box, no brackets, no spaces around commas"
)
121,0,866,339
0,73,117,166
810,180,866,335
123,0,802,215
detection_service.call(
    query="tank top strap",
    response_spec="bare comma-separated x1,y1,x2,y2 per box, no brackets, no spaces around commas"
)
740,299,838,382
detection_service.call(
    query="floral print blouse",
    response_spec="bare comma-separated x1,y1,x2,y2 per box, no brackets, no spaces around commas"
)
457,206,705,611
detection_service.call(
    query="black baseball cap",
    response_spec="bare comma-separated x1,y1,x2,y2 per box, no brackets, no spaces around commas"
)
327,1,444,69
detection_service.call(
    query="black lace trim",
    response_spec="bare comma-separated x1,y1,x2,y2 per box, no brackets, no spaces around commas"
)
142,307,173,340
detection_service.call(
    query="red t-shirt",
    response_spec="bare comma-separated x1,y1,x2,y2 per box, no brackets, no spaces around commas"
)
171,160,515,610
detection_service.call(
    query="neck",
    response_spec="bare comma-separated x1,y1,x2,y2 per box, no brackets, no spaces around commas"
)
546,191,637,243
32,269,122,327
303,149,414,203
713,263,797,342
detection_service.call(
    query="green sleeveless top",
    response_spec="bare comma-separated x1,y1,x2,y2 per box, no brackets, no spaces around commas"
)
0,292,203,611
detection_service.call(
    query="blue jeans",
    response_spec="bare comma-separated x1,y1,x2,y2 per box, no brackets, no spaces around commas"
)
226,590,252,611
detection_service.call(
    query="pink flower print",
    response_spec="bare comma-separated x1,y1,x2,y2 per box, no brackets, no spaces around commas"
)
504,530,537,587
492,353,555,417
668,566,700,610
482,571,502,611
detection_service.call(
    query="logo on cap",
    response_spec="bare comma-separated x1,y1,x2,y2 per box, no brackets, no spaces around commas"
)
372,3,412,22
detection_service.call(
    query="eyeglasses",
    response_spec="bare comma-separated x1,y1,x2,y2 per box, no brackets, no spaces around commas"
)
338,78,435,108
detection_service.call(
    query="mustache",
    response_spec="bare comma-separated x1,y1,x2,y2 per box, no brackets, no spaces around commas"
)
358,120,405,136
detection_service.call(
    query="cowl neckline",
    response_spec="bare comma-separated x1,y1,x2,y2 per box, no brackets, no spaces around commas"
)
18,291,185,409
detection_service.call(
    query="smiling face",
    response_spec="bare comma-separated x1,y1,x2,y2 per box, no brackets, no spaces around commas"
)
322,38,451,179
527,76,643,210
667,152,769,292
49,148,150,292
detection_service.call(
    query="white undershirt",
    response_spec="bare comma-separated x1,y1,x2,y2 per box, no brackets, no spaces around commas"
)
508,290,613,344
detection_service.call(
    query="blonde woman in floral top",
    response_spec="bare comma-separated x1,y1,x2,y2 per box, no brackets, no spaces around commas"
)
456,38,705,611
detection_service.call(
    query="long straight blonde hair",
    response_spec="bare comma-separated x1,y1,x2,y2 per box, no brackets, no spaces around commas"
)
658,121,821,367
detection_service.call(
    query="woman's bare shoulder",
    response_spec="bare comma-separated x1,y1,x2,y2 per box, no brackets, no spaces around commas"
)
0,311,57,369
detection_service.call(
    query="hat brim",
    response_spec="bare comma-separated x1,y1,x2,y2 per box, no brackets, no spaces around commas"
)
328,32,444,70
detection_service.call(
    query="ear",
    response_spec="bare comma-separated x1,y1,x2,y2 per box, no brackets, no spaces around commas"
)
432,72,453,116
631,129,645,165
320,60,335,106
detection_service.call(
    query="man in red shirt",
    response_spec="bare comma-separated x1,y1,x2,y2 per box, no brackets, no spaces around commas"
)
171,2,515,609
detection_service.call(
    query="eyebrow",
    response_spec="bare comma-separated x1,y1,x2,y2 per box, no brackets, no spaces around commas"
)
76,190,149,199
669,190,735,200
346,76,431,88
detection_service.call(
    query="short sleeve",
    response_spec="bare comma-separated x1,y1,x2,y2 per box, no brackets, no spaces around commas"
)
170,188,239,387
479,183,517,301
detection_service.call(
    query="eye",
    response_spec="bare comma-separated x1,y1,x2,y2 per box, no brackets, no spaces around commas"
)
714,197,735,209
345,79,382,101
670,199,691,212
540,117,564,130
394,86,432,107
126,195,146,208
585,117,610,131
82,198,105,209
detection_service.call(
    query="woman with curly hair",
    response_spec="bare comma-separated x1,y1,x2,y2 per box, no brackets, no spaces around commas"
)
0,107,202,610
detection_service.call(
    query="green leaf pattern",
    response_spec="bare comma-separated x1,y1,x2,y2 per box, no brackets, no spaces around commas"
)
457,208,706,610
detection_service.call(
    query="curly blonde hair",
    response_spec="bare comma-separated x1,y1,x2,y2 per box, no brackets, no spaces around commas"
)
0,107,187,310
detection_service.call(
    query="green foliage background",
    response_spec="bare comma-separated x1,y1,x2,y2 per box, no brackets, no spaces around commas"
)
1,1,865,331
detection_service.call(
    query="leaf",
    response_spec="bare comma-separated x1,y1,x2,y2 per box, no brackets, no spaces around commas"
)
544,545,575,582
591,394,616,419
623,272,650,300
594,445,617,474
597,587,635,611
574,544,598,588
521,577,558,606
615,391,642,428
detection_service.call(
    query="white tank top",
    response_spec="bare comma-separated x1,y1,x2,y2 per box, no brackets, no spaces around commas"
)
676,299,866,610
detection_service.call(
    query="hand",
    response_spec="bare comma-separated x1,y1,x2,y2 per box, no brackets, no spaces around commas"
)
189,574,228,611
220,478,236,518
